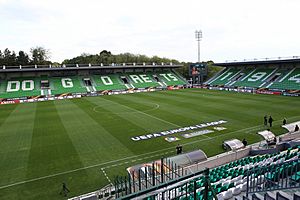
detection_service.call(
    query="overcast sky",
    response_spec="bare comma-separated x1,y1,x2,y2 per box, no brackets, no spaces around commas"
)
0,0,300,63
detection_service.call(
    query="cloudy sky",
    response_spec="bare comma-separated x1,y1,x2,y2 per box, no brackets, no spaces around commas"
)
0,0,299,63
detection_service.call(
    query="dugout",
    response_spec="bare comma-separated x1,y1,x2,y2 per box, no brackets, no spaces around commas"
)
222,139,244,151
282,121,300,133
126,149,207,178
257,130,276,146
168,149,207,167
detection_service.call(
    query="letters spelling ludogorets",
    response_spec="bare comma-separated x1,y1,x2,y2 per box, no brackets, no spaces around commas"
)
131,120,227,141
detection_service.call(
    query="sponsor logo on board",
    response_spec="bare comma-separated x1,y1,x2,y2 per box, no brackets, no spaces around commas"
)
181,129,214,139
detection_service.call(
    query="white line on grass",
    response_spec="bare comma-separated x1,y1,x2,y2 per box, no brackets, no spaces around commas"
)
101,168,112,185
93,103,160,114
102,151,174,170
0,116,299,190
100,97,181,128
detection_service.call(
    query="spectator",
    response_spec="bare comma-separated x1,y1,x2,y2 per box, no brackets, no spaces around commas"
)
268,116,273,127
295,124,299,132
60,183,70,197
264,115,268,126
176,144,183,155
242,138,248,147
283,118,287,125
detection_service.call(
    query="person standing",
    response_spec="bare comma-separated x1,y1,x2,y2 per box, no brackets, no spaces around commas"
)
60,183,70,197
242,138,248,147
264,115,268,126
295,125,299,132
176,144,183,155
283,118,287,125
268,116,274,127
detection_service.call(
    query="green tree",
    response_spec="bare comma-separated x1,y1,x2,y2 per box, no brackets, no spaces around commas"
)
62,50,182,67
2,48,17,66
206,61,223,79
99,50,112,64
0,50,3,65
17,51,30,65
30,46,51,65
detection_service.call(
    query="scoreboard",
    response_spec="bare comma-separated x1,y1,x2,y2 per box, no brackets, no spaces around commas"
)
189,63,208,84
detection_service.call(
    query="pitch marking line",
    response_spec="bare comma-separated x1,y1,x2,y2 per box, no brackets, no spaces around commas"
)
0,116,299,190
101,168,112,185
100,98,181,128
101,150,174,170
93,103,160,114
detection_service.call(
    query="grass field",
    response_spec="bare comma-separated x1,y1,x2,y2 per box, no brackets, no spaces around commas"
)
0,88,299,199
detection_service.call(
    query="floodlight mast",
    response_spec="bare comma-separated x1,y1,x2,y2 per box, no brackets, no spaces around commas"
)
195,30,202,63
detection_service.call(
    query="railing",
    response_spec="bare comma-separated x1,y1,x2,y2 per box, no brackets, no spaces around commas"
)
0,63,179,70
224,56,300,63
116,168,217,200
113,158,186,198
246,158,300,197
99,147,250,199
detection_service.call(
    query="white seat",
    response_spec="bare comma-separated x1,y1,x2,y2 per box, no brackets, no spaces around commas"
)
265,191,276,200
240,182,247,192
293,192,300,200
277,191,293,200
235,179,243,186
252,193,264,200
231,177,239,182
223,189,233,200
222,180,231,186
235,175,242,181
216,192,225,200
230,186,241,195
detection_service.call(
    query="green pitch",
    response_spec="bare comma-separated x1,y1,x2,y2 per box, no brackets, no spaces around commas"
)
0,89,299,199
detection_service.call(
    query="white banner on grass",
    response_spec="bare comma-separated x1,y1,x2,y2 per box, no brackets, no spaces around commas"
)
131,120,227,141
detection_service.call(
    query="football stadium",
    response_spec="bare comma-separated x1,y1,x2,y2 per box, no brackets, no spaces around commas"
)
0,58,300,200
1,1,300,200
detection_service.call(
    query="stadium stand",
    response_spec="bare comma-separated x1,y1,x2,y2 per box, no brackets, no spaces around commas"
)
0,77,41,98
0,66,187,99
209,68,241,86
267,68,300,90
126,73,161,88
111,146,300,200
92,74,128,91
208,58,300,91
208,67,300,90
233,68,276,88
158,71,187,86
50,76,87,95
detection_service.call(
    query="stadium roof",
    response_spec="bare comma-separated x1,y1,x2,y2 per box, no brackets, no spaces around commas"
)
0,63,182,73
215,57,300,67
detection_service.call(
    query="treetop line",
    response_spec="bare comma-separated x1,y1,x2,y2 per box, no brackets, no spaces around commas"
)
0,48,180,66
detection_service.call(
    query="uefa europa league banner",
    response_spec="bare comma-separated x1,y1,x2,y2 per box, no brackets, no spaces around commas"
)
131,120,227,141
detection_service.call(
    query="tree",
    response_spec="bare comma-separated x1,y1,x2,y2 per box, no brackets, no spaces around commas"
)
30,46,51,65
99,50,112,64
0,50,3,65
206,60,223,80
62,50,182,66
17,51,30,65
2,48,17,66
